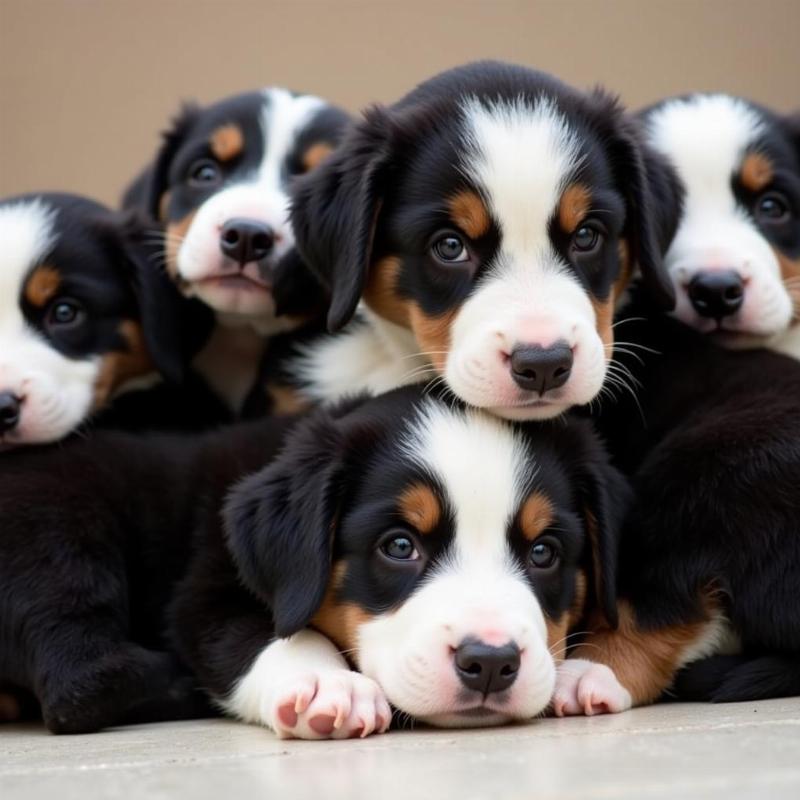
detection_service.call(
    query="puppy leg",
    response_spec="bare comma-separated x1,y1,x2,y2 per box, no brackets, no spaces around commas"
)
224,629,391,740
552,601,713,715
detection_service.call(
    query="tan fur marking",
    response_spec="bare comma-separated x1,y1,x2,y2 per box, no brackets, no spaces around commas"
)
209,124,244,163
613,238,633,302
569,600,712,706
302,142,335,172
311,563,374,656
398,483,441,534
448,190,491,239
558,184,592,234
92,321,154,410
407,303,458,372
363,256,409,327
519,493,555,542
740,152,774,192
158,191,171,222
265,383,310,416
24,265,61,308
546,614,570,663
591,296,614,356
777,249,800,319
165,211,197,280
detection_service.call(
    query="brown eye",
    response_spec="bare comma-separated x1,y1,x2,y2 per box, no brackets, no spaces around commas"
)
187,159,222,187
755,192,790,224
529,539,559,569
572,225,603,254
432,234,469,263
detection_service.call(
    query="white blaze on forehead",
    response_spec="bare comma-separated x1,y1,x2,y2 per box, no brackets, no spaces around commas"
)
401,401,534,562
0,199,57,325
256,87,326,189
646,95,765,211
460,95,583,254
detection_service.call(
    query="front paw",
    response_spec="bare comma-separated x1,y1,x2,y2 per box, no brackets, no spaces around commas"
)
552,659,632,717
270,670,392,740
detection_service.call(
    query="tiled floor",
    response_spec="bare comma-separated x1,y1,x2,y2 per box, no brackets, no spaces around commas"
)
2,699,799,800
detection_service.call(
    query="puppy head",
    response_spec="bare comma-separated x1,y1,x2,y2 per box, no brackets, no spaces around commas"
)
643,94,800,347
291,61,673,419
0,193,200,447
126,88,350,326
225,386,626,727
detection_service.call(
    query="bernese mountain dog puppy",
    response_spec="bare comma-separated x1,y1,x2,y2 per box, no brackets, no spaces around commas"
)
123,88,350,416
288,61,675,419
0,385,628,735
551,96,800,712
0,192,206,448
641,94,800,357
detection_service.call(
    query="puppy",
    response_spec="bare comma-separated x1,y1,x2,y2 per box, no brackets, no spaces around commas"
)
641,94,800,356
551,293,800,713
0,192,205,447
0,386,627,735
289,60,674,419
124,88,351,415
173,385,629,738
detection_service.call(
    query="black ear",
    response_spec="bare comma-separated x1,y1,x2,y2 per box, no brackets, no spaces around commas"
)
117,211,213,383
223,398,368,637
573,430,632,628
784,111,800,161
121,103,200,219
290,106,395,332
594,94,677,310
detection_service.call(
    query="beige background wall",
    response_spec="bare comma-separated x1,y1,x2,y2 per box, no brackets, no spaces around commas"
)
1,0,798,206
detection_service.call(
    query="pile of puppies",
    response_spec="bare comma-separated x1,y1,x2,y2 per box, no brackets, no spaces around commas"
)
0,61,798,738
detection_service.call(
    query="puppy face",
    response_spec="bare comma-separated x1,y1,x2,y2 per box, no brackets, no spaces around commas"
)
644,95,800,347
128,88,349,324
0,194,190,447
292,62,673,419
227,386,625,727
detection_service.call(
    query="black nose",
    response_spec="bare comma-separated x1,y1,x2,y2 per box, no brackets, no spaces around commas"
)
510,341,573,394
0,392,21,434
454,638,521,695
688,270,744,319
219,218,275,265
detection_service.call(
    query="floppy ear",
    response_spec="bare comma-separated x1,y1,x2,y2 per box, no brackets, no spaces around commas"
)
116,210,213,383
594,94,677,310
121,103,200,219
223,398,369,637
573,432,632,628
290,106,395,332
784,111,800,161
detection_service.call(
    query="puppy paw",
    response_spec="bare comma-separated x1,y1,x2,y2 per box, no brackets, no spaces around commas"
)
552,659,632,717
269,670,392,740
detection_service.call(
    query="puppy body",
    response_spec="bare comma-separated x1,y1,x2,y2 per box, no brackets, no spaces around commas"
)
290,61,674,419
0,193,210,447
553,295,800,712
0,386,628,735
124,88,350,417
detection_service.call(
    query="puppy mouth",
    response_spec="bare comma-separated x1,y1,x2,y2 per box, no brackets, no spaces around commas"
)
195,273,272,293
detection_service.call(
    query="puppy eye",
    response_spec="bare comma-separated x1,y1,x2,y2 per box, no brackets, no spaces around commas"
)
187,159,222,187
46,299,85,329
431,233,469,263
571,225,604,254
528,538,559,570
378,532,421,562
755,192,790,224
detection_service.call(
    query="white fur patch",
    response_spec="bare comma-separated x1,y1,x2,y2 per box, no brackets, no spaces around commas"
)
0,199,100,445
646,94,795,348
677,611,742,670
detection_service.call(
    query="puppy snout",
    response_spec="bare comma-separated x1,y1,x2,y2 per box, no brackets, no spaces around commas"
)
0,391,22,434
454,638,521,695
509,341,573,394
219,218,275,265
687,270,744,319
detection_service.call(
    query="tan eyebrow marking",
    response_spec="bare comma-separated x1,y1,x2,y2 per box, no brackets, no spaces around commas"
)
740,152,774,192
448,190,491,239
209,123,245,163
398,483,442,534
519,492,555,542
24,264,61,308
558,183,592,234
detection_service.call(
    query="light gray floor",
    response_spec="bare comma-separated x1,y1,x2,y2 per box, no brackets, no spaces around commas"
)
2,699,799,800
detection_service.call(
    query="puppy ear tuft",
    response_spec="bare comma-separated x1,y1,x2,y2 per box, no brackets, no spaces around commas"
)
291,106,395,332
223,406,352,637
